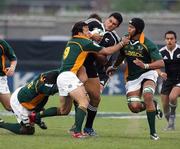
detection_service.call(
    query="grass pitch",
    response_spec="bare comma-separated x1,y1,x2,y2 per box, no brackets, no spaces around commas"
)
0,95,180,149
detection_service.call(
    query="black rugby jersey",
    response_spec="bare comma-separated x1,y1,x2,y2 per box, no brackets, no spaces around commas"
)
159,44,180,80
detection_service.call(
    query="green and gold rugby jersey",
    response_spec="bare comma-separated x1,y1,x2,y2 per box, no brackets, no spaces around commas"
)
121,33,162,81
0,40,17,76
60,35,103,74
17,70,59,110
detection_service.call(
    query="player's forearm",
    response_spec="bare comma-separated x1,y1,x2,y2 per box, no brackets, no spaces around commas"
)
113,54,125,68
144,60,164,69
99,41,125,55
10,60,17,70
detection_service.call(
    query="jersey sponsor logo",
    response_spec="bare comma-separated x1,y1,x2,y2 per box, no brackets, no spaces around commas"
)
163,56,168,59
125,51,143,57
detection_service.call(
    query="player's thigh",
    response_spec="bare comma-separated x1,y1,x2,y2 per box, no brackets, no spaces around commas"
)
85,77,100,99
169,86,180,101
143,80,156,90
126,90,141,97
77,66,88,83
0,93,11,110
161,94,169,107
10,87,30,124
69,85,89,108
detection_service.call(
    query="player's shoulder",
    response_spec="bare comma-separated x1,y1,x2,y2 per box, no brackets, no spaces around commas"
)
144,37,157,48
104,30,120,43
176,44,180,50
0,39,8,46
70,36,92,45
105,30,119,38
159,46,167,52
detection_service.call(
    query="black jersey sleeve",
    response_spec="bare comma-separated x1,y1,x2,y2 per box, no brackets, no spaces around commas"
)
99,32,116,47
85,18,104,32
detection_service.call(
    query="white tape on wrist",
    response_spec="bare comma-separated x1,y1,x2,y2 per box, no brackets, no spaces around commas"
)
144,64,149,69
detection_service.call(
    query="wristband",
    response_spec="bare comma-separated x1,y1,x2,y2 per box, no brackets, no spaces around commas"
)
144,64,149,69
119,41,124,47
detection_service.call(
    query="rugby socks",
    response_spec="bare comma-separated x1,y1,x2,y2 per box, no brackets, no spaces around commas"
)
73,100,79,113
146,111,156,135
164,112,170,121
85,104,97,128
36,107,58,119
74,106,86,133
0,123,22,134
69,101,79,128
169,102,177,116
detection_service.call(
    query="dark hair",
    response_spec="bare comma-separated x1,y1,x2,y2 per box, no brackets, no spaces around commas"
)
71,21,88,36
88,13,102,22
108,12,123,26
129,18,145,34
165,30,177,39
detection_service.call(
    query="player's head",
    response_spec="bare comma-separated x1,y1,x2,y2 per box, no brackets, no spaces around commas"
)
128,18,145,37
165,30,177,40
164,30,177,49
71,21,90,38
88,13,102,22
104,12,123,31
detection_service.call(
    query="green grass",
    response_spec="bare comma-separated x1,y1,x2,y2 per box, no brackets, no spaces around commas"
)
0,95,180,149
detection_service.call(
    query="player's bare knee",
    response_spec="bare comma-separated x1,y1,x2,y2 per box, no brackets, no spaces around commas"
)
128,102,142,113
4,105,12,111
169,94,178,103
59,107,71,115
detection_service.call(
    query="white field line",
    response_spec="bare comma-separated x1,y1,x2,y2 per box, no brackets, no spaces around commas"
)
1,111,180,119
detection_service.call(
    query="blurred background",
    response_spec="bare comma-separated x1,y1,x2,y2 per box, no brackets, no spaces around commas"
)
0,0,180,43
1,0,179,94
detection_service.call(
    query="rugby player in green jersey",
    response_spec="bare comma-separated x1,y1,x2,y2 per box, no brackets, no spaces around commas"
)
107,18,164,140
55,21,129,138
0,21,129,137
0,70,59,134
0,39,17,123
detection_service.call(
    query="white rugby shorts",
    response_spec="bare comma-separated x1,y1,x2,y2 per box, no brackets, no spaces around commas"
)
10,87,31,124
0,76,10,94
125,70,158,94
57,71,83,96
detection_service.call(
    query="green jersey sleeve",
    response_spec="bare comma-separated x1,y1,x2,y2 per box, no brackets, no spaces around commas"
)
0,40,17,61
83,41,103,52
148,43,162,60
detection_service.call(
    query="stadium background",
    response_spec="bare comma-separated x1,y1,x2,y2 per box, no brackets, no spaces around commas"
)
1,0,180,94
